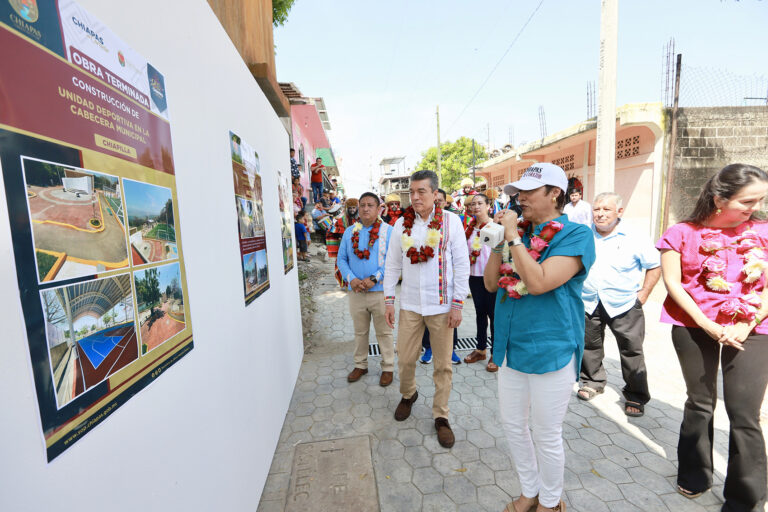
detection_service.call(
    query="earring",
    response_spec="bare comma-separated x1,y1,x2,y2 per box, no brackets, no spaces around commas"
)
716,208,722,215
552,197,557,203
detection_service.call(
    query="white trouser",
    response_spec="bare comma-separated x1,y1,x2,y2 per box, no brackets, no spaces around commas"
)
497,355,576,508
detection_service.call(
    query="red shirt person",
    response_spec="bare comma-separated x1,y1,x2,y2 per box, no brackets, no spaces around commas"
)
310,157,325,203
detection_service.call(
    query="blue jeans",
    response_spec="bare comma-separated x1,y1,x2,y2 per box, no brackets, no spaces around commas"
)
311,182,323,203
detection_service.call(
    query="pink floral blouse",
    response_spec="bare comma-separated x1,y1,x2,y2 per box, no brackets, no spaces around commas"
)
656,220,768,333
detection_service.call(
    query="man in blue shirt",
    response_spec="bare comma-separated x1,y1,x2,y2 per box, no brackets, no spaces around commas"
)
337,192,395,387
578,192,661,417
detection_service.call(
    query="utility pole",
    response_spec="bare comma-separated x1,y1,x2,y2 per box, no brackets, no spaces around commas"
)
472,139,476,185
662,54,682,232
436,105,442,188
486,123,490,152
595,0,618,194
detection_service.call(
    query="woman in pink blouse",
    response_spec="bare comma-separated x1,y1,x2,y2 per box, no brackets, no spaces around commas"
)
658,163,768,510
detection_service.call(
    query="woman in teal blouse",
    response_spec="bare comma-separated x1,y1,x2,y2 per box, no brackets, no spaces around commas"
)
484,163,595,512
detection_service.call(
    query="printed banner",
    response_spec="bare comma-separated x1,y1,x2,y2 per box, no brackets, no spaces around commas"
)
230,131,270,304
278,170,295,274
0,0,193,462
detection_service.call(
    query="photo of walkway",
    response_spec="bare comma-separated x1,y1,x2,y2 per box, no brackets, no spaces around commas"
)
123,178,177,265
42,274,137,408
134,262,185,354
22,157,129,282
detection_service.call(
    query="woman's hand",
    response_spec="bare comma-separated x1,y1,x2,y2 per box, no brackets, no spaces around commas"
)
495,210,519,241
718,322,750,350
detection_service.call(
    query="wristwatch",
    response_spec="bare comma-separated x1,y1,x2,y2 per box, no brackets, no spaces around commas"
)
369,275,378,283
508,238,523,247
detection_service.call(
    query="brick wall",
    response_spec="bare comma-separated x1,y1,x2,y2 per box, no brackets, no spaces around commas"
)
668,106,768,225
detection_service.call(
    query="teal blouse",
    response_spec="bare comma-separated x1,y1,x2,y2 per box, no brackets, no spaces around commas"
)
491,215,596,379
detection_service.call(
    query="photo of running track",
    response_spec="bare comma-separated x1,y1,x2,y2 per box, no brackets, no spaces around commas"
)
42,274,138,408
22,158,129,283
123,179,178,265
134,262,185,354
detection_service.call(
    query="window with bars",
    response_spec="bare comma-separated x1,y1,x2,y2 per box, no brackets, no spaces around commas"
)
551,154,575,171
491,175,505,187
616,135,641,159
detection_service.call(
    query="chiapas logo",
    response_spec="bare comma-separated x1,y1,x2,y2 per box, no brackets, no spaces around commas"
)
9,0,38,22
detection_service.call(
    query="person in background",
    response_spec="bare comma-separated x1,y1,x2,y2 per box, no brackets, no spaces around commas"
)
444,193,462,215
563,188,592,226
452,177,476,212
485,163,595,512
486,187,505,216
290,148,300,180
462,194,498,372
338,193,395,387
292,176,307,209
382,194,403,225
384,170,470,449
327,199,359,287
657,163,768,509
312,201,333,234
294,211,310,261
310,157,325,203
329,190,341,205
578,192,660,418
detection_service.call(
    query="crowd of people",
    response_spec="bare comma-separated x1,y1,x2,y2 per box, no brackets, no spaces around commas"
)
292,162,768,512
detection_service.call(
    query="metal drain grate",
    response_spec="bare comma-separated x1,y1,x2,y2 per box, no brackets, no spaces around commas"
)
368,337,491,356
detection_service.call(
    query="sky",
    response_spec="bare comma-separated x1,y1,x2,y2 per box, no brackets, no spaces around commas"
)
123,179,172,218
275,0,768,197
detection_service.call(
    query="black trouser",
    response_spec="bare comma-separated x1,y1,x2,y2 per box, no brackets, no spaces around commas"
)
581,300,650,405
469,276,495,351
672,326,768,511
422,327,457,350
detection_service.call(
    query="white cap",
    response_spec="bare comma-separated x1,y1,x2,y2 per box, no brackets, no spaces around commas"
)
503,163,568,196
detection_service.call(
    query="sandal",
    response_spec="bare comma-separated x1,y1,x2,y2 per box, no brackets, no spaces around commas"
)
625,400,644,417
486,360,499,372
576,386,602,401
504,495,538,512
536,501,566,512
464,350,486,364
676,485,704,499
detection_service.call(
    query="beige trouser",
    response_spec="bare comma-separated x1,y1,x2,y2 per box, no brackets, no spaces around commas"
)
398,309,453,419
349,291,395,371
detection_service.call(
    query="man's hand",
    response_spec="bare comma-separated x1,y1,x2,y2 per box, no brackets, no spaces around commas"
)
350,278,364,293
447,308,462,329
361,278,376,290
637,289,650,305
385,305,395,328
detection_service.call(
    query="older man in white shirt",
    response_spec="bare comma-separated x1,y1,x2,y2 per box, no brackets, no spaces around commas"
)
384,170,470,448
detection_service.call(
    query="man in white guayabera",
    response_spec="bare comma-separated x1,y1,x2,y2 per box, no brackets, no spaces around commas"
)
383,170,470,449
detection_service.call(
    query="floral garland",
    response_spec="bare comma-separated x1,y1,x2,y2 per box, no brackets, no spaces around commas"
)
401,206,443,264
465,217,489,265
700,228,768,322
350,219,381,260
497,220,564,301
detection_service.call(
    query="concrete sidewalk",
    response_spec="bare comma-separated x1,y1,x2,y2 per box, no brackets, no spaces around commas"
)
258,256,768,512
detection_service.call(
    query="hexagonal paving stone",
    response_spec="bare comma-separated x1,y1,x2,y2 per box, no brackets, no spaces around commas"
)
378,439,405,460
591,458,633,484
609,432,649,454
289,416,313,432
412,466,443,494
618,482,666,510
601,445,640,468
352,416,376,433
578,470,623,501
443,474,478,505
478,447,512,471
375,456,413,484
422,492,458,512
397,428,423,447
450,440,480,463
635,451,677,477
351,403,373,418
377,481,422,512
580,425,612,446
626,465,675,494
432,452,463,476
476,484,512,511
568,438,604,460
462,460,495,487
467,429,495,449
494,469,522,499
404,445,433,468
566,489,610,512
293,402,316,417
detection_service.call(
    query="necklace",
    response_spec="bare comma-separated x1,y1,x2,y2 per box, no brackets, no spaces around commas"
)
401,206,443,264
497,219,564,300
465,217,489,264
350,219,381,260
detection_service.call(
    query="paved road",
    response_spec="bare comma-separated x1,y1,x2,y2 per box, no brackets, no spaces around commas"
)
258,254,768,512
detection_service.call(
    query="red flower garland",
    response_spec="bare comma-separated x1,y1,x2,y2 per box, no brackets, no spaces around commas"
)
351,219,381,260
465,217,489,265
497,219,564,300
402,206,443,264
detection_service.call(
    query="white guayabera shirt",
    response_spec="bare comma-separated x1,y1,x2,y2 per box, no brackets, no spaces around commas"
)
383,206,470,316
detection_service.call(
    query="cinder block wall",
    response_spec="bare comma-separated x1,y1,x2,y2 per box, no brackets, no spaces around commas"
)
668,106,768,224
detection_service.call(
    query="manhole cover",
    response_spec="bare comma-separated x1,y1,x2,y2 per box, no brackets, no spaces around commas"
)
285,435,379,512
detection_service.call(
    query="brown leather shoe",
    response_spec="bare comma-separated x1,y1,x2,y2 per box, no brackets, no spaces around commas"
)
394,391,418,421
435,417,455,448
379,371,393,387
463,350,486,364
347,368,368,382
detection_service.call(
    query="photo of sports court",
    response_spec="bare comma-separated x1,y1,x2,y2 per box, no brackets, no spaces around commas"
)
22,157,129,283
134,262,185,354
42,274,138,408
123,179,178,265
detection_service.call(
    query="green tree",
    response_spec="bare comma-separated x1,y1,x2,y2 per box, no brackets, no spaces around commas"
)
136,268,161,313
273,0,296,27
413,137,487,193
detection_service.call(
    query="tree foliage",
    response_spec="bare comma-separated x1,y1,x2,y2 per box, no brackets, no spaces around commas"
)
135,268,161,311
273,0,296,27
413,137,488,193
